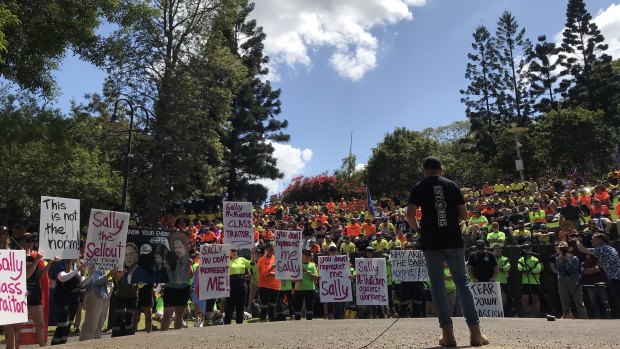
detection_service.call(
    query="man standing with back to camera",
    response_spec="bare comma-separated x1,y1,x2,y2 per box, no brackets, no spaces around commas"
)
406,157,489,347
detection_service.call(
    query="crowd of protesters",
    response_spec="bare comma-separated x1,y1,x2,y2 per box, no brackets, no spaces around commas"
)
2,173,620,347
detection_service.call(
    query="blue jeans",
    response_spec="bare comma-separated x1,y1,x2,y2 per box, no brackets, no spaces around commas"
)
423,248,480,327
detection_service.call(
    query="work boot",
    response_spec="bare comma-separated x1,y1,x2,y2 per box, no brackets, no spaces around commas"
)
439,324,457,347
469,324,490,346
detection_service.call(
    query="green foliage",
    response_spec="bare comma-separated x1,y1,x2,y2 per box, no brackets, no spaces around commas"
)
528,35,560,114
365,128,437,195
0,5,19,61
532,107,614,173
0,89,123,225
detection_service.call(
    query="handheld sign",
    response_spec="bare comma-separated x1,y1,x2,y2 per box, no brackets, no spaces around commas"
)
199,244,230,300
0,250,28,325
355,258,388,305
84,209,129,270
470,282,504,317
126,228,173,284
274,230,302,280
39,196,80,259
318,255,352,302
223,201,254,250
390,250,429,282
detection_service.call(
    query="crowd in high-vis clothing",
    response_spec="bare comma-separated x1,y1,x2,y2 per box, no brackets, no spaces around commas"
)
2,172,620,348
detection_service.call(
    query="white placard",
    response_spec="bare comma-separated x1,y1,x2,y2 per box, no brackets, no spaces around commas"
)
39,196,80,259
199,244,230,300
223,201,254,249
355,258,388,305
390,250,429,282
470,282,504,317
274,230,302,280
318,255,352,303
84,209,129,270
0,250,28,325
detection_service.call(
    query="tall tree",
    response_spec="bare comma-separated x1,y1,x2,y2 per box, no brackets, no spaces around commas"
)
528,35,560,115
106,0,247,220
460,25,502,160
220,1,289,203
557,0,617,124
495,11,533,125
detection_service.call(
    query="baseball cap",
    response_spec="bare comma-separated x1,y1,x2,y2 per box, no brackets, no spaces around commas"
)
475,240,486,248
365,246,374,252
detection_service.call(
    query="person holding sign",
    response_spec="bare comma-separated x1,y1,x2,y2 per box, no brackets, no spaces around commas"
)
1,227,22,349
161,231,193,331
225,248,253,325
79,266,116,341
19,233,59,347
257,244,279,321
50,259,87,345
406,157,489,347
293,250,318,320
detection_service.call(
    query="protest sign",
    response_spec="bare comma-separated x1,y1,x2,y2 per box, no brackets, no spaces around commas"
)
274,230,302,280
199,244,230,300
39,196,80,259
223,201,254,250
470,282,504,317
318,255,352,303
390,250,428,282
0,250,27,325
355,258,388,305
84,209,129,270
126,228,173,283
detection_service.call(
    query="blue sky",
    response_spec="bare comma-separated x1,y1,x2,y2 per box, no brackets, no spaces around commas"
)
52,0,620,194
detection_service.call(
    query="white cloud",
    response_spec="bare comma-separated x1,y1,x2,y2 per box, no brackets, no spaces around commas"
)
355,163,367,171
251,0,426,81
594,3,620,58
253,141,313,196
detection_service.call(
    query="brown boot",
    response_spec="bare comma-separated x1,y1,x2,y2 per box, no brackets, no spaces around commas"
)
469,324,490,346
439,324,457,347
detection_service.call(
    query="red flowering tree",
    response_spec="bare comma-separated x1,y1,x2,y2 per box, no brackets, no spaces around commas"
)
276,173,365,203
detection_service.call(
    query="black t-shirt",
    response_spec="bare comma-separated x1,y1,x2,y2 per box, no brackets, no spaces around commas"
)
408,175,465,250
560,205,581,221
467,251,497,282
396,220,410,234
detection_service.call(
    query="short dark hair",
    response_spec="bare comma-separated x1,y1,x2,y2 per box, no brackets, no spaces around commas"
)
423,156,442,170
593,233,608,243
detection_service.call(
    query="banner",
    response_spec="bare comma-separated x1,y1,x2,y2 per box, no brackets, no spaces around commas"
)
223,201,254,250
126,228,173,283
0,250,27,325
355,258,388,305
39,196,80,259
470,282,504,317
199,244,230,300
318,255,352,303
274,230,302,280
84,209,129,270
390,250,428,282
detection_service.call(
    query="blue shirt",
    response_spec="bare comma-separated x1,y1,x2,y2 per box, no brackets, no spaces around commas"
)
85,269,109,298
589,245,620,281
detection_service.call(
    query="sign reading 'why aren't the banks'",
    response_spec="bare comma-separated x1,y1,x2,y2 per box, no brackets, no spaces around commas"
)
223,201,253,249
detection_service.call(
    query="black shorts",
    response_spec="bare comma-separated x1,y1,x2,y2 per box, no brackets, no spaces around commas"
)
137,285,154,308
521,284,541,296
163,285,190,308
27,286,42,306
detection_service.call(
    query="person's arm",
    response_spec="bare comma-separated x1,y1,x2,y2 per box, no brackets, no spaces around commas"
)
39,257,60,280
306,263,318,282
57,268,81,282
26,255,41,279
406,204,419,232
457,204,468,224
576,240,592,255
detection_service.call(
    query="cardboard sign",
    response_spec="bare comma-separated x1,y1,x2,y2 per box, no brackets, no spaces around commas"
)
199,244,230,300
318,255,352,303
126,228,173,283
84,209,129,270
223,201,254,250
355,258,388,305
390,250,428,282
39,196,80,259
274,230,302,280
0,250,28,325
470,282,504,317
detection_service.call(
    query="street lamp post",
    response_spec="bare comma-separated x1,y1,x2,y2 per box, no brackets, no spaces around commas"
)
111,99,151,212
507,122,527,182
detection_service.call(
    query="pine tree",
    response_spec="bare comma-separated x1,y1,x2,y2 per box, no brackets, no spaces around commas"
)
528,35,560,115
221,0,289,203
495,11,533,125
558,0,618,124
460,25,502,159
